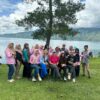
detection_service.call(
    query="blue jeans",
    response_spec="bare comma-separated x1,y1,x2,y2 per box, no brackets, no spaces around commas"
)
31,64,39,77
40,63,48,78
7,64,15,80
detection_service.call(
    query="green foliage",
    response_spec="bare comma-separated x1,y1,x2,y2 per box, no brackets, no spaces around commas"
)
16,0,85,42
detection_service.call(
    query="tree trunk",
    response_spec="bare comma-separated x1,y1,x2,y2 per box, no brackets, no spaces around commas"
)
45,0,53,48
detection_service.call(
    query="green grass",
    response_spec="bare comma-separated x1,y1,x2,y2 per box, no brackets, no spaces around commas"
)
0,58,100,100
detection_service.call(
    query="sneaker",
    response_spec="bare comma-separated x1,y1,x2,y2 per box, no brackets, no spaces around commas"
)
72,78,76,83
64,77,67,81
68,73,71,80
8,79,15,83
38,76,42,81
32,77,36,82
16,76,21,79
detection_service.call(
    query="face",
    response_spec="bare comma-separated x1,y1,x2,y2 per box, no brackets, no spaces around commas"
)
69,46,73,51
17,45,21,50
35,50,39,55
84,46,88,51
44,50,48,55
69,50,74,56
62,44,65,48
35,44,39,49
26,44,29,49
8,43,14,49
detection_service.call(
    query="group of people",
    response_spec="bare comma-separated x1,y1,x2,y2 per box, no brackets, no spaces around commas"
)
4,43,91,83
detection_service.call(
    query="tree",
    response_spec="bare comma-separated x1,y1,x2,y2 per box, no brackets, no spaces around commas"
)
16,0,85,47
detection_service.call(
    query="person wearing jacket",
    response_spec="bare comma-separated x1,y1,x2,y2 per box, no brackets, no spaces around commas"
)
22,43,31,79
30,49,42,82
5,43,15,83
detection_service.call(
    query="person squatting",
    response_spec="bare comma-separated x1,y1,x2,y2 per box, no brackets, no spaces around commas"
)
5,43,91,83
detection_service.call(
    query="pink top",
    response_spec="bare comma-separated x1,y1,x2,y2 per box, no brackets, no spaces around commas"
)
49,55,59,64
30,54,40,64
5,48,15,64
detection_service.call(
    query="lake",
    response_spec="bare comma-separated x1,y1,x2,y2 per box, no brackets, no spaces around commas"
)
0,37,100,64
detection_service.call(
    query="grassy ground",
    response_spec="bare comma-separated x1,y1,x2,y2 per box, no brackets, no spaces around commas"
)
0,58,100,100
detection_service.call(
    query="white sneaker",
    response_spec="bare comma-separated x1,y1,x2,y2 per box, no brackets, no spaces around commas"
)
32,77,36,82
64,77,67,81
72,78,76,83
8,79,15,83
38,76,42,81
68,73,71,80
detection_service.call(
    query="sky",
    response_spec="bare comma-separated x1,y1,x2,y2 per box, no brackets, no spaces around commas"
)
0,0,100,34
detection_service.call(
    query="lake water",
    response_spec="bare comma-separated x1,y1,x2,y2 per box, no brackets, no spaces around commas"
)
0,37,100,64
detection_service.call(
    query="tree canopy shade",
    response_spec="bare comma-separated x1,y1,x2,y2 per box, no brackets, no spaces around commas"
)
16,0,85,47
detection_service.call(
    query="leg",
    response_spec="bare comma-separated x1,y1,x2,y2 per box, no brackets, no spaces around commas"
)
63,66,67,77
71,67,76,79
40,63,47,78
23,62,27,77
31,64,39,77
82,63,85,76
51,64,61,79
15,61,21,79
7,64,15,80
75,65,80,77
86,64,91,78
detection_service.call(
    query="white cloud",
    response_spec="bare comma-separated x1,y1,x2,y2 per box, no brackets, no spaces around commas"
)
74,0,100,28
0,0,100,34
0,2,38,34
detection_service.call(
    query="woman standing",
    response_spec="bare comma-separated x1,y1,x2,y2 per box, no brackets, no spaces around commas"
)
22,43,31,79
15,44,23,79
5,43,15,82
81,45,91,78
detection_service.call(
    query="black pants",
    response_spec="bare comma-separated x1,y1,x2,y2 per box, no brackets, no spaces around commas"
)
67,65,76,79
23,62,32,78
75,65,80,77
59,67,67,77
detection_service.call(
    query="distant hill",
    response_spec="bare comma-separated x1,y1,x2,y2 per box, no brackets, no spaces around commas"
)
0,31,33,39
0,28,100,41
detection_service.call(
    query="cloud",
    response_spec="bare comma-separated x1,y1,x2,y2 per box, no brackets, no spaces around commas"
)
0,0,100,35
0,2,38,34
74,0,100,28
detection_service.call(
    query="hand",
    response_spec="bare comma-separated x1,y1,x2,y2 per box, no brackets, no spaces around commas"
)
61,64,66,67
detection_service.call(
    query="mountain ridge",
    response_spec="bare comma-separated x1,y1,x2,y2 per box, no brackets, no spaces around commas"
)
0,28,100,41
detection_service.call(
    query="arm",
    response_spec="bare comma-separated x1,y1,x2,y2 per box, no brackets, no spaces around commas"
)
23,50,29,62
5,49,13,58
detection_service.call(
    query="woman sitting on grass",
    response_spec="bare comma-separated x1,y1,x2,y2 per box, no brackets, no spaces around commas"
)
5,43,16,83
30,49,42,82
